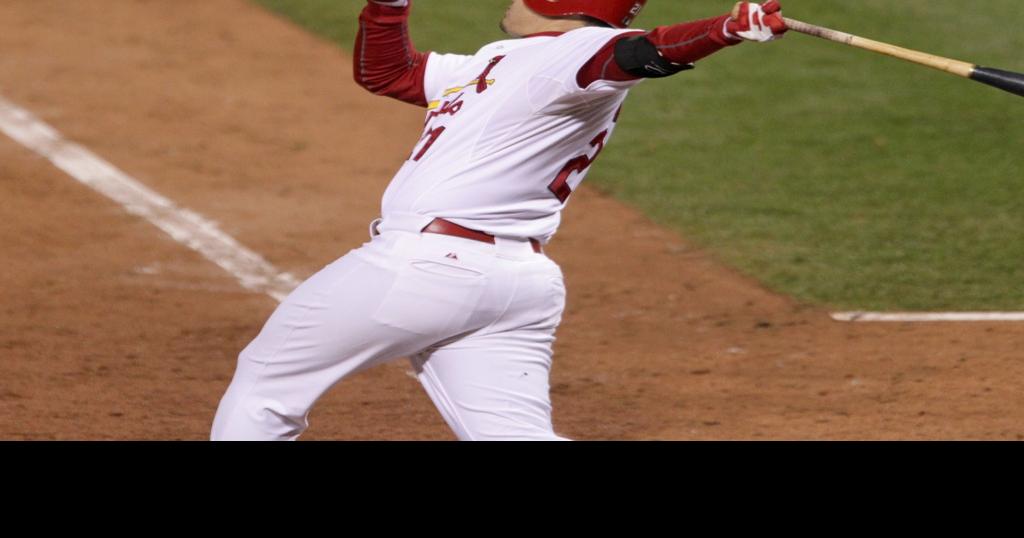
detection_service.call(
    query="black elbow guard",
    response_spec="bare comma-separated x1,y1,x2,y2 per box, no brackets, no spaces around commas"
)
613,35,694,78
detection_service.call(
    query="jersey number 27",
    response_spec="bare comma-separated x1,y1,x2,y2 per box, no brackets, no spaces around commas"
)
548,129,607,203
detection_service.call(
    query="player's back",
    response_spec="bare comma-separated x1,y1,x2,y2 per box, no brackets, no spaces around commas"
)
381,26,644,244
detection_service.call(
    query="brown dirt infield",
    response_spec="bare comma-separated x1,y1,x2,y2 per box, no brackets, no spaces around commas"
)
1,0,1021,440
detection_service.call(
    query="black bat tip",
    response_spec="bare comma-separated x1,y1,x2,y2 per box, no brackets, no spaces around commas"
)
970,66,1024,98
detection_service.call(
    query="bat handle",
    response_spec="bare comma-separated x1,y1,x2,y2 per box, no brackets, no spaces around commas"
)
783,17,855,44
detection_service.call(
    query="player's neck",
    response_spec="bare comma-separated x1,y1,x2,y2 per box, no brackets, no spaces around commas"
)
502,18,591,38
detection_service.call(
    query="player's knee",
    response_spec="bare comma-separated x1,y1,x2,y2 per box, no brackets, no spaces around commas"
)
253,405,308,440
212,370,310,440
461,421,571,441
212,398,309,441
469,431,571,441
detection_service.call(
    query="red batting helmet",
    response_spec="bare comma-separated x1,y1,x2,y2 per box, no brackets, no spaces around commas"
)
522,0,648,29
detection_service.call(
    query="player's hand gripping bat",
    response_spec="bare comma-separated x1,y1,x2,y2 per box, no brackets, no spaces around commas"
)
782,17,1024,99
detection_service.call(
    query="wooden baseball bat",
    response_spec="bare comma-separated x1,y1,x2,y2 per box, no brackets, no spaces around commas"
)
783,17,1024,98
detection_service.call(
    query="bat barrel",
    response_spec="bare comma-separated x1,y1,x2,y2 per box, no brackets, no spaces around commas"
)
970,67,1024,97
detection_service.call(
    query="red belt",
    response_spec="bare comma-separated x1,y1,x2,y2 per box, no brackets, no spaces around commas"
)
421,218,542,254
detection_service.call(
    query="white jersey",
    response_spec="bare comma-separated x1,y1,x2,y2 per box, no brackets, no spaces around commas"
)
380,26,644,244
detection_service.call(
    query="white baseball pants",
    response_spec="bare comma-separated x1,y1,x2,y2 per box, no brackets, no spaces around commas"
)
211,218,569,441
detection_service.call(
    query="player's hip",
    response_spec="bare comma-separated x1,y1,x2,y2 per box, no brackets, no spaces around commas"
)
352,215,564,333
354,223,560,285
368,213,553,264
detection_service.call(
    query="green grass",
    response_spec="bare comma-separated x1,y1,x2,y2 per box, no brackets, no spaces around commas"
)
254,0,1024,311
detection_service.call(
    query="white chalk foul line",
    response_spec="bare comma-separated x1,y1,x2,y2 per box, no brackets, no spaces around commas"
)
0,95,300,302
832,312,1024,322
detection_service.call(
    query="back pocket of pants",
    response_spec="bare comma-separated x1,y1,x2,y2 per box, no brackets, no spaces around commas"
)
371,259,487,336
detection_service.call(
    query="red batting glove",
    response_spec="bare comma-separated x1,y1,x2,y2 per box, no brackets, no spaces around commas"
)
723,1,788,42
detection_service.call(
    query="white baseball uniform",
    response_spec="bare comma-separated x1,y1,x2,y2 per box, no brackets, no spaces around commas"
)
380,25,640,243
208,0,694,441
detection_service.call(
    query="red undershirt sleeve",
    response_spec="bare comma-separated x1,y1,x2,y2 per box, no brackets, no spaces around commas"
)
576,15,739,88
353,1,430,107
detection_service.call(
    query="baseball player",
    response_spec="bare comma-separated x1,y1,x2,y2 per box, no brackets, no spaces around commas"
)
211,0,787,440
